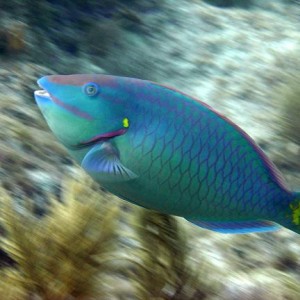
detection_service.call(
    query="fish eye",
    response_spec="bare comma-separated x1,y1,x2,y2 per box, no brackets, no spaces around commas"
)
82,82,99,97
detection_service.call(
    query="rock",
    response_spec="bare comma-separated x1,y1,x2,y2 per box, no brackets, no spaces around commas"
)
215,269,300,300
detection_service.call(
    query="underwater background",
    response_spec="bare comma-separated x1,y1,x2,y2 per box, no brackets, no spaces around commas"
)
0,0,300,299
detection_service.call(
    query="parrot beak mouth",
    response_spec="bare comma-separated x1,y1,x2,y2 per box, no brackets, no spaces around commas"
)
34,89,52,103
34,78,53,105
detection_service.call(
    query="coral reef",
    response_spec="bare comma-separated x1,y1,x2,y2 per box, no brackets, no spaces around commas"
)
202,0,253,8
278,75,300,145
0,88,68,203
0,22,27,55
0,174,206,299
129,209,201,299
217,269,300,300
0,175,120,299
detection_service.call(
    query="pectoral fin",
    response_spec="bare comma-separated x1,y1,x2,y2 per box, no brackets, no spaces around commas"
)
82,142,138,182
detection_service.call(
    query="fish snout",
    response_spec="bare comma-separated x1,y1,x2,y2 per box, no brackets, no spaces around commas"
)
34,76,52,105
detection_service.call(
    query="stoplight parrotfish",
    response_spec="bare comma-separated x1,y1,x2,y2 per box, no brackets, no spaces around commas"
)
34,74,300,234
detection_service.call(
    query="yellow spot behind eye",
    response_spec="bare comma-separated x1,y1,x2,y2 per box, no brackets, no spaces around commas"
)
123,118,129,128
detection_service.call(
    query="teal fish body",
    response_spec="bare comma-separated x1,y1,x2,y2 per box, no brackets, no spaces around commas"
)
34,75,300,234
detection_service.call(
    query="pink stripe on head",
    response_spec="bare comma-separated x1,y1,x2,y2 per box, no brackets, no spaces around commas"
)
80,128,127,146
47,74,119,88
52,95,93,120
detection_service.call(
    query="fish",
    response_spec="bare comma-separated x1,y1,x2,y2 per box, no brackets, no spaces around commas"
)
34,74,300,234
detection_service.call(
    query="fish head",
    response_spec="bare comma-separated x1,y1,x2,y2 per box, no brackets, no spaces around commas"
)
34,74,131,158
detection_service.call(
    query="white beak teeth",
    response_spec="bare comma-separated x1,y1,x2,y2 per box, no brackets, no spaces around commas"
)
34,90,51,98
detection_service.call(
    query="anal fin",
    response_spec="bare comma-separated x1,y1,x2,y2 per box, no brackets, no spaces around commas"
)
186,219,280,234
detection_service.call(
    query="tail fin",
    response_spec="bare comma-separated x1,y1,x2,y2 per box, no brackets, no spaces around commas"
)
280,192,300,234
